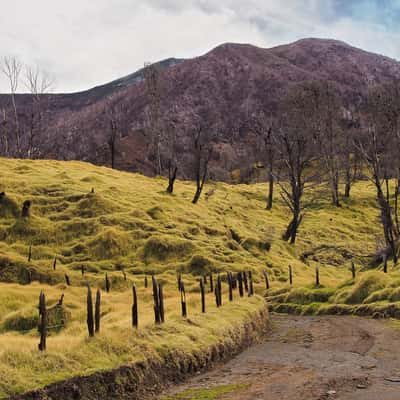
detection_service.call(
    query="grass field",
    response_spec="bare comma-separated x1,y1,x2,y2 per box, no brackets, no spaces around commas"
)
0,157,398,397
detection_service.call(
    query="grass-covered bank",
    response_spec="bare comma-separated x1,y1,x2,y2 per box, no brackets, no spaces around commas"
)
9,296,268,400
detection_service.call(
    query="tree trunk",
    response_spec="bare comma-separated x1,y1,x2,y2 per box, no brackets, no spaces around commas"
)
266,167,274,210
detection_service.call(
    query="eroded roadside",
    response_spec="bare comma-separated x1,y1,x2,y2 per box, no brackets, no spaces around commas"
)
161,314,400,400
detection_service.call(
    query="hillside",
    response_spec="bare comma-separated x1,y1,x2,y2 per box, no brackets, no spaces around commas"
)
2,159,400,396
1,38,400,176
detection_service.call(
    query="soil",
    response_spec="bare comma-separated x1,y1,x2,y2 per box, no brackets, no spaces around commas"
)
161,314,400,400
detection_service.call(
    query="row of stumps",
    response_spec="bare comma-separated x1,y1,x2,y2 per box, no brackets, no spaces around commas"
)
37,270,256,351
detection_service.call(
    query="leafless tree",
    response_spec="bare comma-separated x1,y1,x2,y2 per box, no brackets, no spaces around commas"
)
341,108,361,198
24,65,54,158
248,111,275,209
358,84,400,263
1,56,22,156
306,81,343,207
144,62,163,175
163,109,179,193
0,108,9,156
104,100,125,169
276,83,317,244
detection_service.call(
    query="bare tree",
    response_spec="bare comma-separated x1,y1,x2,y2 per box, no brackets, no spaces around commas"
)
1,56,22,156
24,65,54,158
0,108,9,156
143,62,163,175
341,108,361,198
248,111,275,209
358,84,400,263
163,110,179,193
276,83,317,244
306,81,343,207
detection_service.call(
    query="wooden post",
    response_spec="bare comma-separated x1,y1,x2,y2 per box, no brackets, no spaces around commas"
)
53,256,57,271
132,285,138,328
65,274,71,286
209,273,214,293
315,266,320,286
217,274,222,307
289,265,293,285
351,261,356,279
105,273,110,293
122,270,127,281
243,271,248,293
159,283,165,323
383,255,388,274
38,291,47,351
200,279,206,313
228,272,233,302
81,265,85,276
152,276,161,324
203,275,207,284
237,272,244,297
95,289,101,333
177,273,182,291
87,285,94,337
180,281,187,318
28,245,32,262
27,269,32,284
248,271,254,297
263,271,270,290
144,275,148,288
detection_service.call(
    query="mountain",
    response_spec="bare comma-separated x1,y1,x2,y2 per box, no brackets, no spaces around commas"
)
1,38,400,178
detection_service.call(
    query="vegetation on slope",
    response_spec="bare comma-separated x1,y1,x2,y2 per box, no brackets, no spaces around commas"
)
0,157,397,397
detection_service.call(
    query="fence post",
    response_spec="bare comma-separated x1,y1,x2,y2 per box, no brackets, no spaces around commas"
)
132,285,138,328
351,261,356,280
81,265,85,276
28,245,32,262
228,272,233,301
65,274,71,286
315,266,320,286
200,279,206,313
289,265,293,285
177,273,182,291
237,272,244,297
38,291,47,351
95,289,101,333
152,276,161,324
248,271,254,297
383,255,388,274
87,285,94,337
263,271,270,290
209,273,214,293
105,273,111,293
53,257,57,271
217,274,222,307
144,275,148,288
180,281,187,318
159,283,165,323
243,271,248,293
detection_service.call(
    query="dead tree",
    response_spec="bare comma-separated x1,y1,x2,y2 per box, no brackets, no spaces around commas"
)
276,84,316,244
86,285,94,337
1,56,22,156
38,291,47,351
358,85,400,263
144,62,163,175
191,124,213,204
308,81,343,207
248,112,275,209
164,111,179,193
104,101,124,169
24,65,54,158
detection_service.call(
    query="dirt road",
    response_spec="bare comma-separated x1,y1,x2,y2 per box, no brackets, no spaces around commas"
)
162,314,400,399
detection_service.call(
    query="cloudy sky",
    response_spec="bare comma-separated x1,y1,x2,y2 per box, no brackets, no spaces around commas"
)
1,0,400,93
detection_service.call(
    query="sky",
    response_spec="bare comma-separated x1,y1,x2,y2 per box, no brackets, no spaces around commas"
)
1,0,400,93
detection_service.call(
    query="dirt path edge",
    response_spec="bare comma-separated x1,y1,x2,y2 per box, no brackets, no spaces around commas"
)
9,305,269,400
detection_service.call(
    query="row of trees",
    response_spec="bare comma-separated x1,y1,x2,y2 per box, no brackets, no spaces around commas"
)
0,56,54,158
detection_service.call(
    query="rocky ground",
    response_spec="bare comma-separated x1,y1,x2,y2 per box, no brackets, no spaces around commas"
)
162,314,400,400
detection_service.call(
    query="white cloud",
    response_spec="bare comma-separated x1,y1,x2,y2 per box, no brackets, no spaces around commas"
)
0,0,399,93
